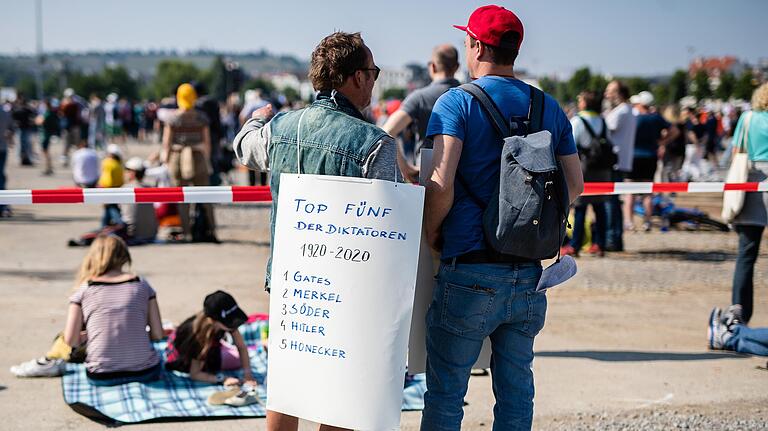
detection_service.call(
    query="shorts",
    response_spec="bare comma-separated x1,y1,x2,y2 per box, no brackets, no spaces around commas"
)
628,158,657,182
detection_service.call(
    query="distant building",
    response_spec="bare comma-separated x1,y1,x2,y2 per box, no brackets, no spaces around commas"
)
689,56,745,78
689,56,747,90
373,67,413,100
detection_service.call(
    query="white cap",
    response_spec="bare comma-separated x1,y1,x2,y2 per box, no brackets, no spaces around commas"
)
125,157,144,171
629,91,654,107
106,144,122,157
63,88,75,98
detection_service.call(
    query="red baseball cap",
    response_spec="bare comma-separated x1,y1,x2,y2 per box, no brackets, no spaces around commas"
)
454,5,524,50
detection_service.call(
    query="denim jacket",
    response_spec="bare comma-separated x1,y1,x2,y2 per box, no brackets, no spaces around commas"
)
233,91,401,289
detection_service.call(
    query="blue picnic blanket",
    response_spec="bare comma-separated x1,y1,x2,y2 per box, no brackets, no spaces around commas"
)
62,319,426,426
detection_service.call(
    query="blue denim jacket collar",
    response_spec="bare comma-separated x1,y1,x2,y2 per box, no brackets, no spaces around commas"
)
315,90,366,122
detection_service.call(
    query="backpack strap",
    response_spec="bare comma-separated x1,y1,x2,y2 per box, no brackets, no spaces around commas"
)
528,85,545,134
578,116,597,138
455,83,548,211
459,83,511,138
577,115,607,140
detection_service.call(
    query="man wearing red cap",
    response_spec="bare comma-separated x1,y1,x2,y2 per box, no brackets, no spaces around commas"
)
422,5,583,430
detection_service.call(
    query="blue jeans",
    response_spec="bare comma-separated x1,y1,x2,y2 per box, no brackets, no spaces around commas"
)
724,325,768,356
571,201,606,252
604,172,625,250
0,149,6,213
87,362,162,387
732,225,764,323
101,204,123,227
421,262,546,431
18,128,33,163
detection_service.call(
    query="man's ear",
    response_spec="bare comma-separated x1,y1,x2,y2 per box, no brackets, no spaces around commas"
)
352,70,365,89
474,42,485,62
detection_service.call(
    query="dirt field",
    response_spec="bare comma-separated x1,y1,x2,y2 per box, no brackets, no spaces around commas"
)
1,140,766,430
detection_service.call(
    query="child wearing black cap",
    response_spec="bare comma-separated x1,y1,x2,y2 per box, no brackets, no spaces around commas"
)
165,290,257,387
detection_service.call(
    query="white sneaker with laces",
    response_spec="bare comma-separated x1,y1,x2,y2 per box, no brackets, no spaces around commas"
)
10,357,65,377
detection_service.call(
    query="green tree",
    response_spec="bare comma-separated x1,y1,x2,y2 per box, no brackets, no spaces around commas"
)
244,76,275,94
282,86,300,102
668,69,688,103
381,87,406,100
624,77,650,96
715,72,735,101
538,76,557,97
68,71,106,99
692,70,712,101
651,82,670,106
101,66,139,99
555,81,571,105
733,69,757,101
42,74,61,96
151,60,202,100
588,74,608,94
567,67,592,102
205,55,228,102
15,76,38,98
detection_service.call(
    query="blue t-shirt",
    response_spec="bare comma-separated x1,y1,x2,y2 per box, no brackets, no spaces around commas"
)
633,113,670,158
426,76,577,259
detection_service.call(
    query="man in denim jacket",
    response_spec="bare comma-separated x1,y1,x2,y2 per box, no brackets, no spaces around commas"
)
422,6,583,431
233,31,401,431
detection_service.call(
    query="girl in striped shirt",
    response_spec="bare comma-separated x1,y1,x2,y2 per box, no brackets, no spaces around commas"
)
64,235,165,386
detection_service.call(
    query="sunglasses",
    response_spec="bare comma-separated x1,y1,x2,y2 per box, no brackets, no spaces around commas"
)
358,65,381,81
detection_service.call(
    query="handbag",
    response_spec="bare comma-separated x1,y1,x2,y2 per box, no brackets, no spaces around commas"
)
721,112,753,222
180,145,196,181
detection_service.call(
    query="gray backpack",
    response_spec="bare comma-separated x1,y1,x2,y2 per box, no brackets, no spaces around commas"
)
457,83,569,260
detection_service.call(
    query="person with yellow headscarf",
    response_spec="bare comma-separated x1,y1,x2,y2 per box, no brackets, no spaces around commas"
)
161,83,217,242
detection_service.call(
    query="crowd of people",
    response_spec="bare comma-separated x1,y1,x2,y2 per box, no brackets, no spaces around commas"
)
2,3,767,430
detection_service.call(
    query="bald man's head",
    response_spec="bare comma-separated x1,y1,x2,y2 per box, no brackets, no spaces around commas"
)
431,44,459,75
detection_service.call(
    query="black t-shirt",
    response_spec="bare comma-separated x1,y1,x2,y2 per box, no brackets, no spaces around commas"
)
164,315,224,374
12,105,36,130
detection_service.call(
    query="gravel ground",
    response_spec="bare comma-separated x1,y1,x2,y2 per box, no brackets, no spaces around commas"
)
537,398,768,430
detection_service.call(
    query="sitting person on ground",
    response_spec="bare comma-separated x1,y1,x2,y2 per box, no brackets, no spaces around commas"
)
71,140,99,188
165,290,257,388
120,157,159,244
64,234,165,386
67,157,160,247
99,144,125,227
709,306,768,357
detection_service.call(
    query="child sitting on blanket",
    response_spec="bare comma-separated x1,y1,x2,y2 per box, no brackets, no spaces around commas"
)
165,291,258,388
57,235,166,386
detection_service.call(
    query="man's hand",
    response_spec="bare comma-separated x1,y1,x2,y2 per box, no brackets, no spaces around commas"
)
252,104,275,122
402,163,420,184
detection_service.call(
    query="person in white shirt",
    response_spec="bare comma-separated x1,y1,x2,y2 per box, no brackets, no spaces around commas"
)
603,80,637,251
71,141,99,188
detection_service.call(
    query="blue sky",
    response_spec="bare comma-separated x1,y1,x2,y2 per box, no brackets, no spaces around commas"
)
1,0,766,77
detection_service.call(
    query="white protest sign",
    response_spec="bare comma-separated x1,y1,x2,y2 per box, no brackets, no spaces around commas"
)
267,173,424,431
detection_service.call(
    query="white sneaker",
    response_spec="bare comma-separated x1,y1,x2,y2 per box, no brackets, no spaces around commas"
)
224,387,261,407
10,357,65,377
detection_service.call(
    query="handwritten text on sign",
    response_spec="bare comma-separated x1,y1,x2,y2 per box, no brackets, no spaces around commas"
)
267,174,424,431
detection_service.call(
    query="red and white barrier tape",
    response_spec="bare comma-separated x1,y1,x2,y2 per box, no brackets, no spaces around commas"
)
0,182,766,205
0,186,271,205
